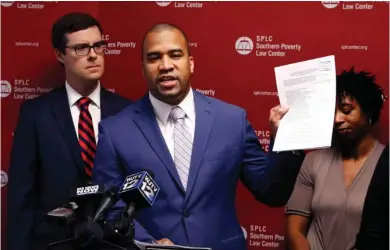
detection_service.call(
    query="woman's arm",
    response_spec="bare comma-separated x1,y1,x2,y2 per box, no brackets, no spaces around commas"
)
287,215,311,250
285,153,316,250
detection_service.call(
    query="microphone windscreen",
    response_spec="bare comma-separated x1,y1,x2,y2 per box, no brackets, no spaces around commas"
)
74,217,103,247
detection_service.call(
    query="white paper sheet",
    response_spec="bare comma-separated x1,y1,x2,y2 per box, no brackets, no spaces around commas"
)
272,55,336,151
134,240,212,250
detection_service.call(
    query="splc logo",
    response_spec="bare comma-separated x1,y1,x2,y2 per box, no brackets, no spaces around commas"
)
235,37,253,55
156,1,171,7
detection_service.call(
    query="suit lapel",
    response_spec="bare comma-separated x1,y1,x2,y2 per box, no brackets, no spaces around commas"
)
51,87,85,176
133,95,186,193
100,88,115,119
185,93,214,204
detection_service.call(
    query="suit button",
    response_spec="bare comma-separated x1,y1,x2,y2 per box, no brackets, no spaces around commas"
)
184,211,190,218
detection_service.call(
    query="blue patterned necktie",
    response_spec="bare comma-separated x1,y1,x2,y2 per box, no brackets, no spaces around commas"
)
169,106,193,190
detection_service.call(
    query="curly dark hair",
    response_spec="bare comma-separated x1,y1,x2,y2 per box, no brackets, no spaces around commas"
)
336,67,387,124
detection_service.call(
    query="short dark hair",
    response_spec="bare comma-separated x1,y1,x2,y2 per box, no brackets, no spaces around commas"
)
51,12,103,54
336,67,387,124
141,23,190,60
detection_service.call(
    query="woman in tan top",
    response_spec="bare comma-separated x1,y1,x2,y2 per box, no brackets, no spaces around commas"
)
285,67,387,250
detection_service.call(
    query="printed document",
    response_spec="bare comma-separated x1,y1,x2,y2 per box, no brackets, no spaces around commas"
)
273,55,336,151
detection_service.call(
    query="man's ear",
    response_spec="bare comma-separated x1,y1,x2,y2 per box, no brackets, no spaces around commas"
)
55,48,64,64
141,62,145,76
189,56,194,74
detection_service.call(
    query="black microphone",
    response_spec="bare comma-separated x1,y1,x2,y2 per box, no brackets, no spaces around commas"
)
118,170,160,220
103,171,160,241
93,186,119,222
72,184,106,246
47,184,105,249
71,184,105,219
48,184,128,250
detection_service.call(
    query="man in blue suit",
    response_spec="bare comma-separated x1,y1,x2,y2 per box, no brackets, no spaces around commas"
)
6,13,131,250
93,23,304,250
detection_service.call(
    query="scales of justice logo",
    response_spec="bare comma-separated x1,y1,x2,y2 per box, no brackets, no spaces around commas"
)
156,1,171,7
235,37,254,55
322,1,339,8
1,171,8,188
241,226,248,239
1,1,14,7
1,80,12,98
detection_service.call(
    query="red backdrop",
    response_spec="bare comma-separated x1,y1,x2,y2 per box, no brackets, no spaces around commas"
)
1,1,389,249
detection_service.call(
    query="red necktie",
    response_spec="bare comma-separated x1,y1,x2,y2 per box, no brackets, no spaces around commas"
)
76,97,96,178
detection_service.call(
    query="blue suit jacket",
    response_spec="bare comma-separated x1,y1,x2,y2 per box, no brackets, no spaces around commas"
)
6,86,131,250
93,91,304,250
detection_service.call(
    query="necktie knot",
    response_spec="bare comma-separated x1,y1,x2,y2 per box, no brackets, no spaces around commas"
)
169,106,186,122
77,97,92,110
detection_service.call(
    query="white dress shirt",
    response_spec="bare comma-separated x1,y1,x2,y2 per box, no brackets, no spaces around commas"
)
65,81,101,141
149,88,196,159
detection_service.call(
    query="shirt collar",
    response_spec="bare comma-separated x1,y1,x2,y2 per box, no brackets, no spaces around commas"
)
65,81,101,108
149,88,195,125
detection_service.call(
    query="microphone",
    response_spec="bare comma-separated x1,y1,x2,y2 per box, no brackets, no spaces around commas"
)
72,184,106,214
102,171,159,242
47,184,105,249
93,186,119,222
47,205,75,225
47,184,128,250
70,184,107,247
118,170,160,220
74,217,104,248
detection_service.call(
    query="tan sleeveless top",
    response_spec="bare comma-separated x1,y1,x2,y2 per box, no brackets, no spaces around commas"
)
286,141,385,250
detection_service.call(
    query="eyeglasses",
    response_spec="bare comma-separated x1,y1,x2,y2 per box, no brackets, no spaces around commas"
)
65,40,107,56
